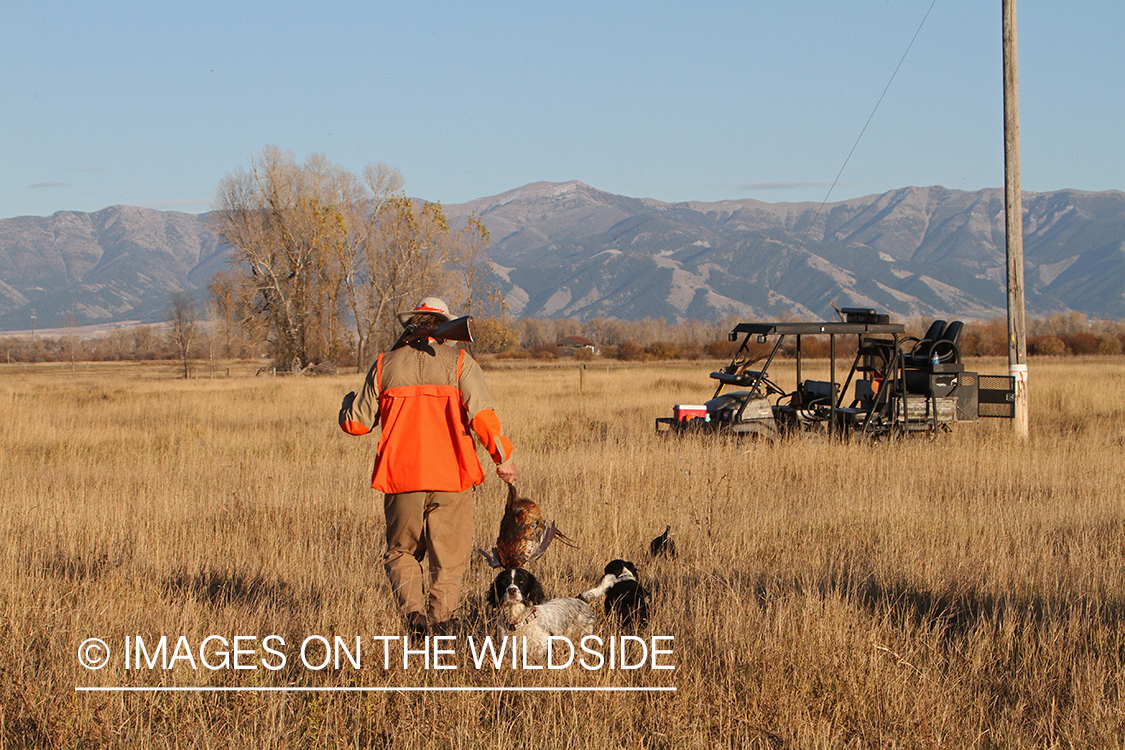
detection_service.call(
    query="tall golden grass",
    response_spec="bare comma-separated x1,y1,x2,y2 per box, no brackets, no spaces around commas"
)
2,356,1124,748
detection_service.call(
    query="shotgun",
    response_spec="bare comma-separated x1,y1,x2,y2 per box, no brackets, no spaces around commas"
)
390,315,475,351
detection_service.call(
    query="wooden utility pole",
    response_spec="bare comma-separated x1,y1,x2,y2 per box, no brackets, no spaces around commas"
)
1003,0,1029,438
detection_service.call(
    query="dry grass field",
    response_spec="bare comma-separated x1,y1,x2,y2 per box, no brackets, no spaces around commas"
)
2,356,1124,748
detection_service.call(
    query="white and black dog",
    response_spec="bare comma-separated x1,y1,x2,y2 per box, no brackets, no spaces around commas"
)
487,568,596,660
486,568,547,609
580,559,650,628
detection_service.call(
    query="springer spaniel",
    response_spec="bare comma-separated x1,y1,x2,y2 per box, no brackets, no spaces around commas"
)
487,568,597,661
580,559,650,628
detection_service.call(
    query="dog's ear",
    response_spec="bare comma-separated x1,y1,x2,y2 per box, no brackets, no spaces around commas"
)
624,560,639,578
604,559,631,576
486,572,503,609
526,572,546,605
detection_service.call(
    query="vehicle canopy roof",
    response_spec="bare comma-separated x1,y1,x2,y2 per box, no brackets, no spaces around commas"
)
730,321,905,336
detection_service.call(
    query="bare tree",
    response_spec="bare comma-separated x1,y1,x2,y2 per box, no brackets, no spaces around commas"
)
207,269,268,358
359,195,459,358
335,163,405,369
444,214,493,316
211,147,360,369
211,146,492,371
334,185,476,368
168,292,199,378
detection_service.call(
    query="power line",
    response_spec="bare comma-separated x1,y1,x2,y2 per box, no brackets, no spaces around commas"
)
771,0,941,298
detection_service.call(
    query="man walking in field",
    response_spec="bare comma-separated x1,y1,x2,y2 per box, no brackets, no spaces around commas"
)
339,297,516,637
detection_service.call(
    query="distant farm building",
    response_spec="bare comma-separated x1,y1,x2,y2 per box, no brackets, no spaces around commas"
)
557,335,600,356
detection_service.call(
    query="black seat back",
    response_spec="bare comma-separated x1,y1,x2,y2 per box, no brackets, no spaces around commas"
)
922,319,947,343
932,320,963,363
905,319,947,366
939,321,962,345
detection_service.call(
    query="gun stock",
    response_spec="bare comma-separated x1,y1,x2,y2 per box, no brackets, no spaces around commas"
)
392,315,475,350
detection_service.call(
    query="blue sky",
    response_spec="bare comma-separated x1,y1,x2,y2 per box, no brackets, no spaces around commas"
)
2,1,1122,219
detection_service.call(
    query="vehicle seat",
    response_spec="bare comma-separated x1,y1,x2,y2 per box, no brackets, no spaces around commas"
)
906,319,961,366
931,321,963,363
798,380,839,408
904,319,945,364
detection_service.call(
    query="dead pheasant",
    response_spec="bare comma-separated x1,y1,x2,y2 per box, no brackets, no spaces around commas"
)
477,484,576,569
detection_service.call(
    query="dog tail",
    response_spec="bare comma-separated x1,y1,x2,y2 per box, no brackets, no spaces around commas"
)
578,573,617,603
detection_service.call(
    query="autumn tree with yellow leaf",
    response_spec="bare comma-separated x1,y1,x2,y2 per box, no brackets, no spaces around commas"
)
210,147,492,370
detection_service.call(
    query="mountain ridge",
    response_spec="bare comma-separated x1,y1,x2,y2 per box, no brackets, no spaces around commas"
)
2,181,1125,331
442,181,1125,322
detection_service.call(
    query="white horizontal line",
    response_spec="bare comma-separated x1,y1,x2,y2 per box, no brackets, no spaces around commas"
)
77,686,676,693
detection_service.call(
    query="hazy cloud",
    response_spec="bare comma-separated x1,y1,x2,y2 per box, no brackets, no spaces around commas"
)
70,167,108,174
736,181,834,192
29,182,72,189
134,199,211,212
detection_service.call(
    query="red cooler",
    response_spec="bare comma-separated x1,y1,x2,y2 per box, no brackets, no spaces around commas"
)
673,404,708,421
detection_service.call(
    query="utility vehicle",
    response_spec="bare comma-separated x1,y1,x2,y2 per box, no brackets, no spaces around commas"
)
656,308,1015,440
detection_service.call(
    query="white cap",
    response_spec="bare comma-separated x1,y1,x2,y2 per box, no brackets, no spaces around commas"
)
396,296,456,327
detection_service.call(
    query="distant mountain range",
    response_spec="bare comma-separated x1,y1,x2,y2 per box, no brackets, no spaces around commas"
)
0,205,227,331
3,181,1125,331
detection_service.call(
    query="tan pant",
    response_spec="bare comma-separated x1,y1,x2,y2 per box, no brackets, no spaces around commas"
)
383,488,473,624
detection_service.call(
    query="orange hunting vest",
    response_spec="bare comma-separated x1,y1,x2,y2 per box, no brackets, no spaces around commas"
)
370,350,485,493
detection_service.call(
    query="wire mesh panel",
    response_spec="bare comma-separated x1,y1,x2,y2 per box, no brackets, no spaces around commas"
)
978,375,1016,418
